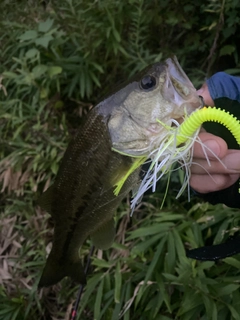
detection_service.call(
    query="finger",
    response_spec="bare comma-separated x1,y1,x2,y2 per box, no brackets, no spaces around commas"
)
191,150,240,174
190,173,239,193
222,151,240,171
193,132,228,159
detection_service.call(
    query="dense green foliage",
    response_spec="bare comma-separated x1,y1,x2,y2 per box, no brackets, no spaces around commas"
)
1,0,240,319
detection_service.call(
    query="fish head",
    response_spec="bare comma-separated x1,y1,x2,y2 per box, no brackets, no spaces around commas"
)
103,56,203,156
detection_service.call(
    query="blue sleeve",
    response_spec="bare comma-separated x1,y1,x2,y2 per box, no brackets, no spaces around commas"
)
206,72,240,103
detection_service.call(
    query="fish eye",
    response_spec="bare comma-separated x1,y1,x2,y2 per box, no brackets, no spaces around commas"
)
140,75,157,90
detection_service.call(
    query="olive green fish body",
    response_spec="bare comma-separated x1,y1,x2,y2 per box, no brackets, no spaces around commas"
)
38,110,140,287
38,56,202,287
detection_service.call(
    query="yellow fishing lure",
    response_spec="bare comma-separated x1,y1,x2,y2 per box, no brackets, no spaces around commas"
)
176,107,240,145
113,107,240,211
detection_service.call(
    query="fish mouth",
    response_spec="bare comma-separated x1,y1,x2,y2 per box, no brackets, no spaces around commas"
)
165,56,195,94
163,56,203,114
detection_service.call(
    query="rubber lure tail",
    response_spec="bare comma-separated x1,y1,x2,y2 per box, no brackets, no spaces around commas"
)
130,106,240,212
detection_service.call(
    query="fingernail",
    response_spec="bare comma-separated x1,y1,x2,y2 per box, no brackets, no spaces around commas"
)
203,140,221,156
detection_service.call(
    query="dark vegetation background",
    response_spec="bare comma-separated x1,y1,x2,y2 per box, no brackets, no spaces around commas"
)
1,0,240,319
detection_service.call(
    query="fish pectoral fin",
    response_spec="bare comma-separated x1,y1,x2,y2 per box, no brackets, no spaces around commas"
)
38,250,86,288
37,185,54,214
91,218,115,250
111,157,146,196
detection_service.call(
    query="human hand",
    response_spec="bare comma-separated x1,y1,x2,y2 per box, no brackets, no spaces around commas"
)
190,83,240,193
190,132,240,193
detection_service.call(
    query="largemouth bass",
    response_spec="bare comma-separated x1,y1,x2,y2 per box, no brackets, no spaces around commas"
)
38,56,202,287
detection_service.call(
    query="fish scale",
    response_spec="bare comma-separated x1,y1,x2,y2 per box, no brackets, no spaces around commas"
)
38,110,140,287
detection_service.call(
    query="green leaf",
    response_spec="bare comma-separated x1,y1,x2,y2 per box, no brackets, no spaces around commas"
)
89,70,101,87
94,280,103,320
91,62,104,73
220,45,235,57
202,294,213,320
48,66,62,78
178,291,202,315
132,234,162,254
172,228,186,261
224,68,240,75
40,87,49,99
213,219,229,244
80,71,85,98
144,235,167,282
2,71,17,79
50,148,57,159
155,214,185,222
196,261,215,270
145,293,163,317
32,65,48,79
114,261,122,303
13,123,26,140
156,274,172,313
223,257,240,269
228,304,240,320
112,28,121,42
166,231,176,272
38,18,54,33
92,258,113,269
25,48,39,59
162,273,178,281
50,162,58,175
217,284,239,297
18,30,38,41
35,35,53,48
79,274,103,315
127,223,174,240
212,302,218,320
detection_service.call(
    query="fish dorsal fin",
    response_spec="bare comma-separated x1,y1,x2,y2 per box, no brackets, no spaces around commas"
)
91,218,115,250
37,185,54,214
